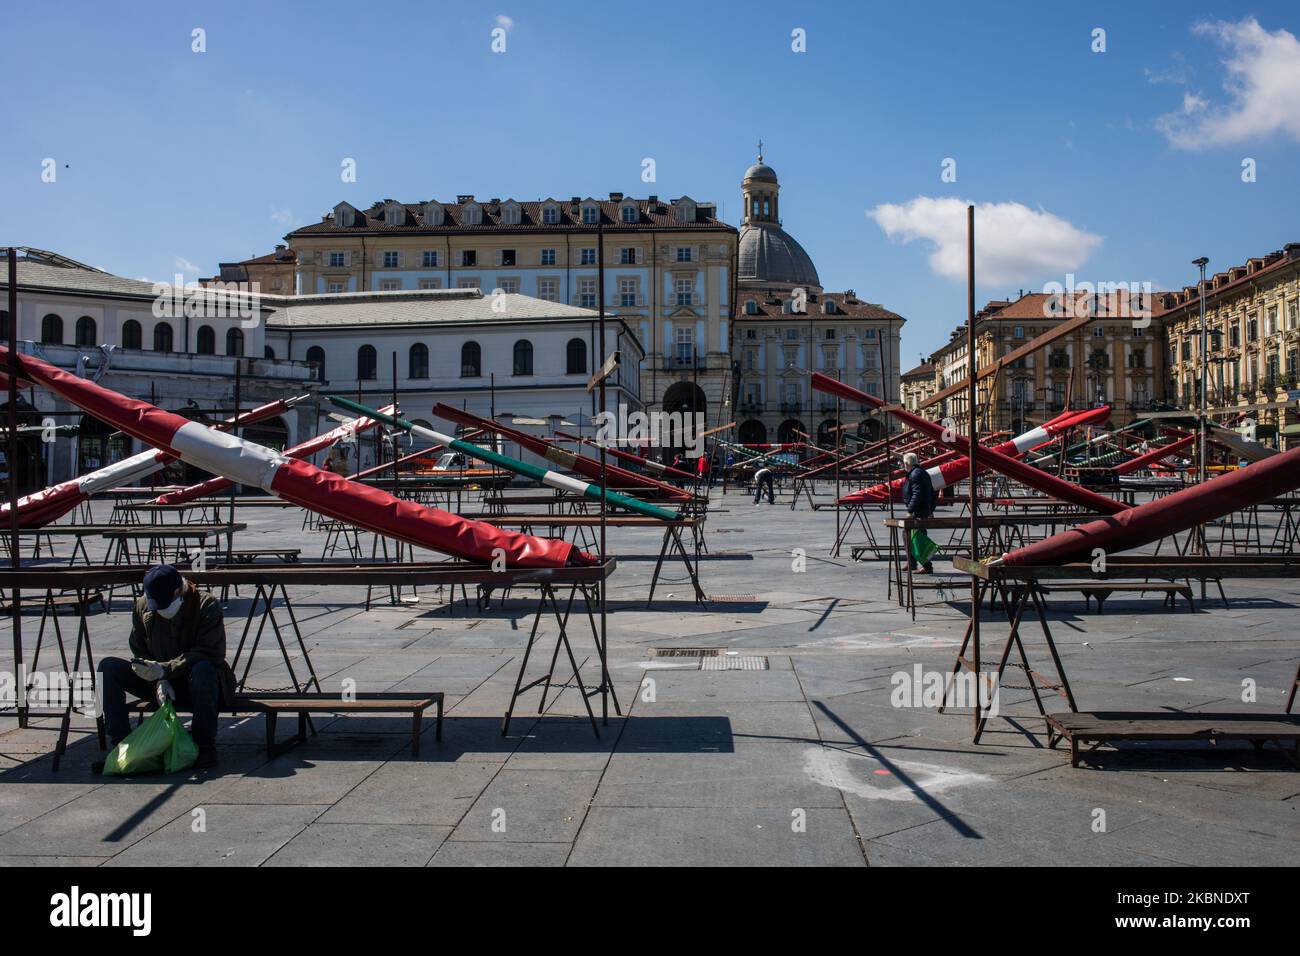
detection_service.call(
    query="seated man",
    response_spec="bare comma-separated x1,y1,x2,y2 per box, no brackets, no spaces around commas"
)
96,564,235,772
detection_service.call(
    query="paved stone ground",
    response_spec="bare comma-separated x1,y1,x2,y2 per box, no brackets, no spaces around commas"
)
1,486,1297,866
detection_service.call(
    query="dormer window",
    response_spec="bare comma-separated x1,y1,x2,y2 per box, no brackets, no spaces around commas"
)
334,202,358,227
500,201,521,225
744,299,759,315
581,203,599,225
673,197,696,223
383,202,406,227
620,202,638,224
822,300,836,315
542,203,559,224
462,203,483,225
423,203,444,226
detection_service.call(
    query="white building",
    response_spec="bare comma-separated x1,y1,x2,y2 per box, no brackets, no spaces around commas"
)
264,287,644,471
0,249,317,490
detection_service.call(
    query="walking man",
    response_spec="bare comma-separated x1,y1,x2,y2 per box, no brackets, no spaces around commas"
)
901,452,936,573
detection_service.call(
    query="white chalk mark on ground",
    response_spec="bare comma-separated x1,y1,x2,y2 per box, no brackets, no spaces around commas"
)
802,746,991,801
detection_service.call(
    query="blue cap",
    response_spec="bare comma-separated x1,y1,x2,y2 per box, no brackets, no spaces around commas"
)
142,564,182,611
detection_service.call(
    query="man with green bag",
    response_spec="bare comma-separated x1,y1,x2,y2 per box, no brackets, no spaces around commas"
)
901,452,938,574
95,565,236,774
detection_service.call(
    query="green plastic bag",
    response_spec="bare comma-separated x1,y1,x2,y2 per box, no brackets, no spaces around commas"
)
101,699,199,776
909,528,940,566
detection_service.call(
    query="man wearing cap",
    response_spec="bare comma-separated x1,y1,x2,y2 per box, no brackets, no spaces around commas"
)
96,564,235,771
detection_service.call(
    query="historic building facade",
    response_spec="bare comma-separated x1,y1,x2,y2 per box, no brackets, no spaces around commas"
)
0,248,316,490
922,291,1169,434
731,155,904,447
1161,243,1300,442
284,194,736,432
264,287,643,472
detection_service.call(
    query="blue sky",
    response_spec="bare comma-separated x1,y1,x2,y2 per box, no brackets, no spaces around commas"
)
4,1,1298,363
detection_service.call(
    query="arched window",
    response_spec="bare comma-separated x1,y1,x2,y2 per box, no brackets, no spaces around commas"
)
41,314,63,344
566,337,587,375
409,342,429,379
264,345,275,360
226,327,244,356
306,346,326,382
512,339,533,376
358,344,377,380
196,325,216,354
153,322,173,352
75,316,97,347
461,341,481,377
122,319,142,350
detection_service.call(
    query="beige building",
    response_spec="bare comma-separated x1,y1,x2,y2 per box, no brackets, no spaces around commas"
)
203,245,297,297
900,361,936,414
1161,243,1300,443
285,194,737,431
731,154,904,447
924,290,1169,434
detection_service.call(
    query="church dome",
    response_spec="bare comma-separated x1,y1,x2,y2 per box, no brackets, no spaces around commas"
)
738,222,821,289
744,162,778,183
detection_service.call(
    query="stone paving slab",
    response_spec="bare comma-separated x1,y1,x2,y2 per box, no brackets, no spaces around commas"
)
2,490,1297,865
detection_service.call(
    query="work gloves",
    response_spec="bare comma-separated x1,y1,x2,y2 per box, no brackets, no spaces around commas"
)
132,659,166,681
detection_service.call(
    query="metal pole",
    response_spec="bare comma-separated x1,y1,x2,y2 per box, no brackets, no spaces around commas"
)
966,206,981,735
1193,256,1209,557
882,320,894,519
597,217,608,727
229,360,240,559
7,248,24,727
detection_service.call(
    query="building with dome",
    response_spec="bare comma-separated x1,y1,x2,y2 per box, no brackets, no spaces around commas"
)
731,152,904,448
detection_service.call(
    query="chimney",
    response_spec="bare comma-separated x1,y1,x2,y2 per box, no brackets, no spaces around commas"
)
609,191,623,201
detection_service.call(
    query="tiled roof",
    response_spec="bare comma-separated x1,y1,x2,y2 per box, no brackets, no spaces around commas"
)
264,288,598,328
289,197,735,236
976,291,1171,321
901,362,934,379
1159,244,1300,316
0,258,265,310
736,290,903,322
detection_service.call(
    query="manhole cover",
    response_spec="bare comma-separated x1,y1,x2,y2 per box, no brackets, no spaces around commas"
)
653,647,720,657
701,656,769,671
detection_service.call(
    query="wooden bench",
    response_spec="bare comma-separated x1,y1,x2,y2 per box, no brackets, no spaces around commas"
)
0,590,106,615
226,548,302,564
1040,581,1194,613
1045,711,1300,768
129,691,444,758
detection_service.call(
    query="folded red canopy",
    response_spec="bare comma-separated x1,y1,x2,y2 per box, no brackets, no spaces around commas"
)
0,347,587,568
997,445,1300,566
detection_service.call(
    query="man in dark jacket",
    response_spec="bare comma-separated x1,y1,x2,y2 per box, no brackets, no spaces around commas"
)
901,452,936,573
96,564,235,771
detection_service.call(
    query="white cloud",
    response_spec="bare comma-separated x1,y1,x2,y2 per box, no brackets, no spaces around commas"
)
270,207,295,226
1157,18,1300,148
495,14,514,31
866,197,1103,286
173,256,202,275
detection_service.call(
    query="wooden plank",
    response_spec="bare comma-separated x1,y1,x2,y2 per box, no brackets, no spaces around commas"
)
586,350,620,393
1046,711,1300,740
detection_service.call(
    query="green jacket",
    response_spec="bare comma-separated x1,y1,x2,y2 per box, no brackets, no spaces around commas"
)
129,581,236,706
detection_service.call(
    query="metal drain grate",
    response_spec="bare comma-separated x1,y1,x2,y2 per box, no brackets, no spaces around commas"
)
653,647,720,658
701,656,769,671
706,594,759,603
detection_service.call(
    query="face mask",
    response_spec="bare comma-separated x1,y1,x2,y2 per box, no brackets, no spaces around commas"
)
155,596,182,620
